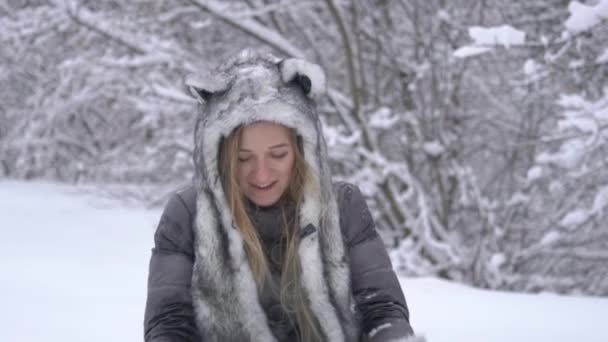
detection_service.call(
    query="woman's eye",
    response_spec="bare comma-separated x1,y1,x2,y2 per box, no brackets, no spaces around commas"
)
238,156,251,162
271,153,287,159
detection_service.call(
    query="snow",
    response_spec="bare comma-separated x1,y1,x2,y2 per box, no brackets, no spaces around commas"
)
506,191,530,206
559,208,589,228
453,46,492,58
189,0,306,59
526,165,543,183
597,48,608,63
189,20,211,29
536,139,586,169
591,185,608,214
557,93,589,108
553,92,607,146
549,180,565,195
489,253,506,269
523,59,540,75
454,25,525,58
151,84,196,103
468,25,526,48
564,0,608,34
0,180,158,342
422,140,445,157
540,230,561,245
569,59,585,69
402,277,608,342
2,180,608,342
321,120,360,147
559,116,598,143
351,166,381,197
99,54,171,68
436,9,450,22
369,107,399,129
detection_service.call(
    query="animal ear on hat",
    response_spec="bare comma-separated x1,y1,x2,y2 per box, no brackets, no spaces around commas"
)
278,58,326,98
184,70,231,104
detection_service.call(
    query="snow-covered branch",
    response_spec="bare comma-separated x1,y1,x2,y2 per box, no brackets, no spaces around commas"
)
187,0,305,58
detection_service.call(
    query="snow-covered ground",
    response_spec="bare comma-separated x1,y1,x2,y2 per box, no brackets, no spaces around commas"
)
1,180,607,342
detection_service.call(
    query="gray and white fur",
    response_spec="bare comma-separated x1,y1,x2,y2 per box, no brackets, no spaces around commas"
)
185,49,359,341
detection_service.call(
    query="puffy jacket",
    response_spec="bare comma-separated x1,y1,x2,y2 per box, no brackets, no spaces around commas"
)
144,182,414,342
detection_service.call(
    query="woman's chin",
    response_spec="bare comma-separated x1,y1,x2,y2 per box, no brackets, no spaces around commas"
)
245,182,283,207
247,191,283,207
249,194,280,207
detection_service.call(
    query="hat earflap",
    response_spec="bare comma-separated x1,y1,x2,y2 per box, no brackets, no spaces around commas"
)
279,58,326,99
185,70,232,104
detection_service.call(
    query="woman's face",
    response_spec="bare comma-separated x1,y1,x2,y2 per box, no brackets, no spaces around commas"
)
237,122,295,207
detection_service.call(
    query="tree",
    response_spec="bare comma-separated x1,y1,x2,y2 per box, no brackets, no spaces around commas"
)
2,0,607,294
452,0,608,294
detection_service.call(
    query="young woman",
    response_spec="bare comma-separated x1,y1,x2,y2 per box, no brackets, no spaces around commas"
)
144,50,424,342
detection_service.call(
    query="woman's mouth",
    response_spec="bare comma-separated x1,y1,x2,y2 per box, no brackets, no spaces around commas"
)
252,181,277,191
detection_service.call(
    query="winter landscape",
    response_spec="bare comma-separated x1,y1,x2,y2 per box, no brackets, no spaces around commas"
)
2,180,608,341
2,0,608,341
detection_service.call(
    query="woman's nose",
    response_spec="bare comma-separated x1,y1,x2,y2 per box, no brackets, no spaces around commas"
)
252,161,272,181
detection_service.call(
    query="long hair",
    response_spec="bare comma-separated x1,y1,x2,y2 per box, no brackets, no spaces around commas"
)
220,125,321,342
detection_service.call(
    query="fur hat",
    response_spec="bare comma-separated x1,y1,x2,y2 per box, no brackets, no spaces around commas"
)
186,48,338,240
186,49,327,197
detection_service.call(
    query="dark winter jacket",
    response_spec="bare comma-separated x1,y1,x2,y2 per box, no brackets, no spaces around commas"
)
144,182,414,342
144,49,418,342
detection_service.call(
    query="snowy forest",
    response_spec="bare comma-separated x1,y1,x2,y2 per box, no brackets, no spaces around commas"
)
1,0,607,297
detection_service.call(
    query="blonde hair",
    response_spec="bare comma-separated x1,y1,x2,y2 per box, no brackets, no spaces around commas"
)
220,124,321,342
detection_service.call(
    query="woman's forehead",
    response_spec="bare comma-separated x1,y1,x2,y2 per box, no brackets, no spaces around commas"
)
239,122,292,149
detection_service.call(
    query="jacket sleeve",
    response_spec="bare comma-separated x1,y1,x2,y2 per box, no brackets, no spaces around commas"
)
336,182,416,342
144,192,201,342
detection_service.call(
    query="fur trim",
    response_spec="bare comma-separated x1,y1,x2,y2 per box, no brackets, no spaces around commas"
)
185,70,232,103
189,49,358,341
191,191,276,340
280,58,326,98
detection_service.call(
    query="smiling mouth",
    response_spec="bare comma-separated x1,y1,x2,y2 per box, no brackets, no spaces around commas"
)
252,181,277,190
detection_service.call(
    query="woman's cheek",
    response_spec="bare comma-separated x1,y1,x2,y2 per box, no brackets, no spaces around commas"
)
237,165,250,183
276,161,290,175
